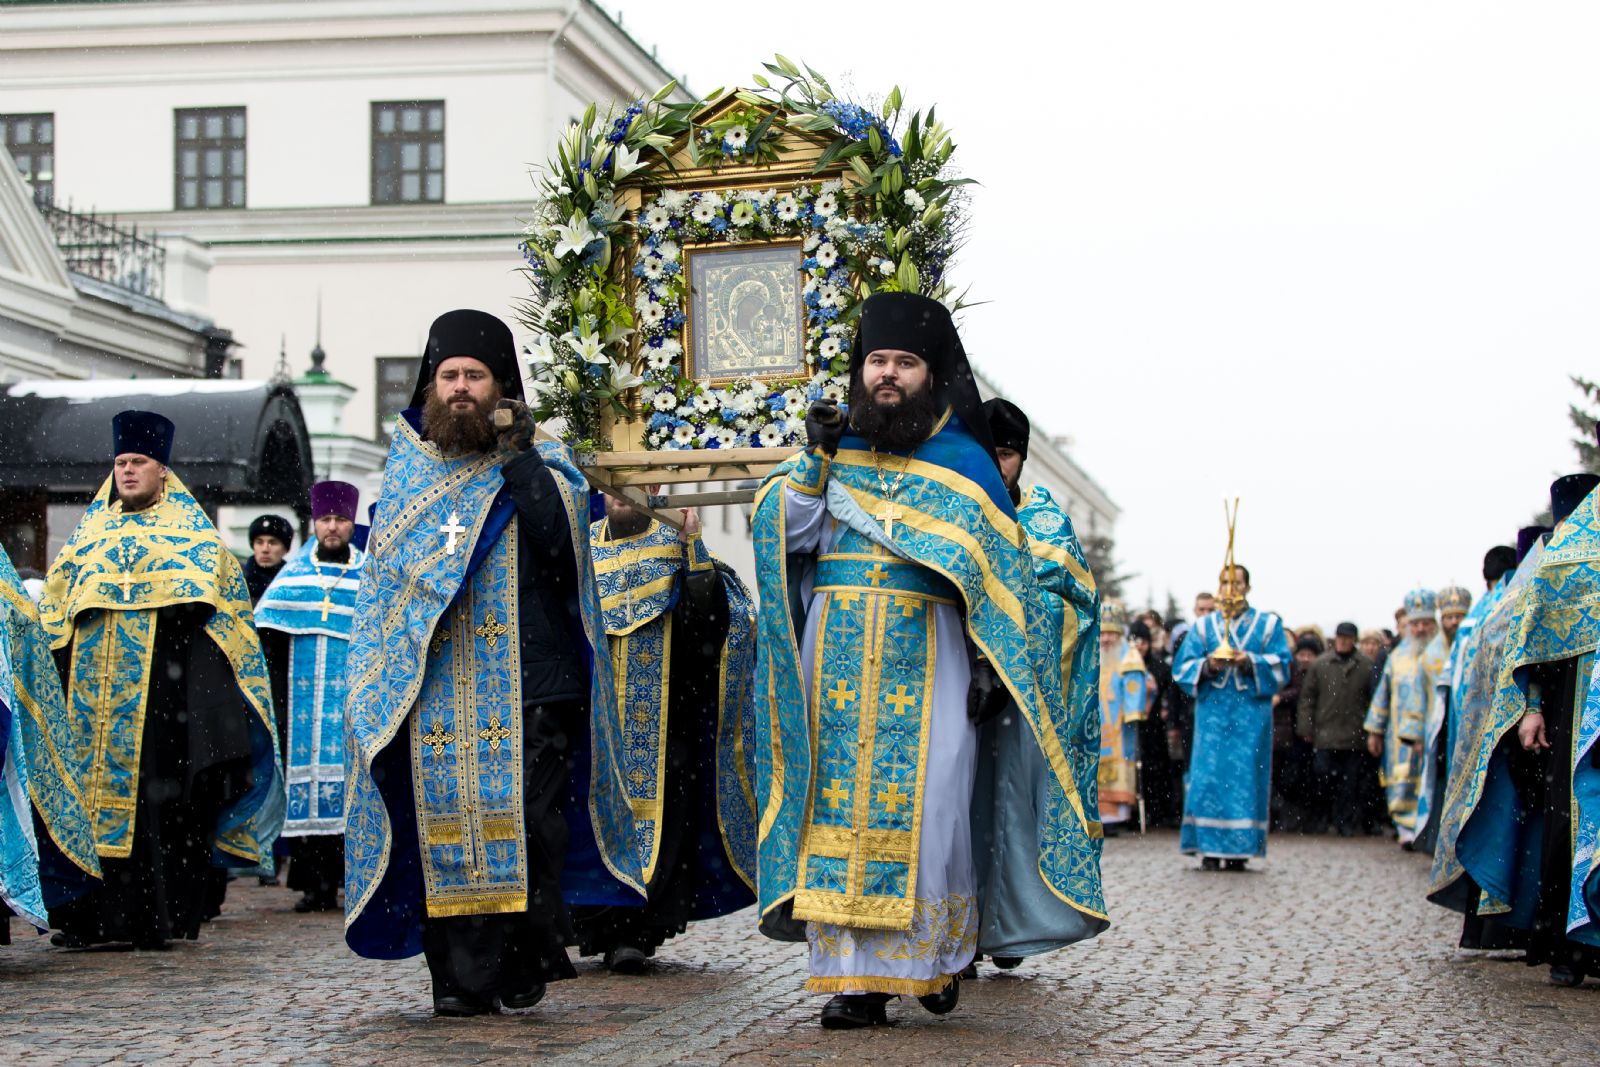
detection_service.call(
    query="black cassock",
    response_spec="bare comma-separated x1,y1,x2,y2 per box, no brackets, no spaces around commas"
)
52,603,254,948
570,564,732,958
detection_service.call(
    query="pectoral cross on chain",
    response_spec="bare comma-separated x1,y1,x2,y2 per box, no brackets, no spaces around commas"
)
439,511,467,556
117,571,134,602
877,502,902,538
319,593,333,622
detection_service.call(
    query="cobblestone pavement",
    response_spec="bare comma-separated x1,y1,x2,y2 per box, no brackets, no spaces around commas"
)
3,832,1596,1065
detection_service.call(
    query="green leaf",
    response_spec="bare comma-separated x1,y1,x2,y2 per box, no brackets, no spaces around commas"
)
750,109,780,152
812,135,852,173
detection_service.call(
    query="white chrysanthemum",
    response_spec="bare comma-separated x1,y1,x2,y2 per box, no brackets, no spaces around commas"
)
639,302,667,326
818,336,842,360
646,348,676,371
640,256,666,280
657,240,681,261
658,337,684,359
821,381,846,403
653,390,677,412
734,389,761,414
878,258,896,277
693,391,718,414
724,126,749,149
817,284,842,309
803,233,821,252
815,243,838,269
774,195,800,222
691,200,720,224
903,189,926,212
820,179,843,195
672,423,695,446
759,423,785,447
715,427,738,448
813,191,838,217
660,189,691,212
645,206,671,231
729,201,756,227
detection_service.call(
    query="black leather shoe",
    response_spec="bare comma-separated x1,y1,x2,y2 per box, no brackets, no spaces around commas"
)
50,931,92,949
500,983,546,1010
991,956,1023,970
1225,859,1248,872
293,892,338,913
605,945,649,975
1201,857,1221,871
958,960,979,980
1549,964,1587,988
819,992,892,1029
433,994,496,1017
917,976,959,1015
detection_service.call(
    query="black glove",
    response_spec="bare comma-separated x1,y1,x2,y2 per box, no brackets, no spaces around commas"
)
493,399,540,454
682,567,720,613
967,658,1009,725
804,400,844,456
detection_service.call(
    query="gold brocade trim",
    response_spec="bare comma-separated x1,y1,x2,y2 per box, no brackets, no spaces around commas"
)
804,974,955,996
11,676,97,876
594,545,683,575
424,894,529,919
812,585,956,608
792,895,915,930
835,482,1028,635
1028,536,1096,593
71,609,157,859
601,573,677,615
834,447,1021,549
786,451,831,495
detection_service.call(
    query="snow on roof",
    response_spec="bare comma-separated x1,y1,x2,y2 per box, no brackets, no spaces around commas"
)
8,379,263,400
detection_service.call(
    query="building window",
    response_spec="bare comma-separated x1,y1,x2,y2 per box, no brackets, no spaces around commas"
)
371,101,444,204
0,113,55,205
175,107,246,210
375,356,421,441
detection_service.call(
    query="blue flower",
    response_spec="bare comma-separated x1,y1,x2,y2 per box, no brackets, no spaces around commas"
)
708,216,728,233
649,412,673,430
720,407,741,422
647,334,665,349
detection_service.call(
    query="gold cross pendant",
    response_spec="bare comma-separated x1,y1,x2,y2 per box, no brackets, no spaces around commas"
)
117,571,134,602
877,502,902,538
319,593,333,622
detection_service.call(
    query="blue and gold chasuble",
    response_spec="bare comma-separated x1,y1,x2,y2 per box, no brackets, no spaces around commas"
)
344,420,640,959
1098,642,1149,823
1,551,100,931
254,541,364,836
1173,608,1291,858
1364,636,1435,840
1448,495,1600,944
37,472,281,868
591,519,758,900
1429,548,1544,915
752,418,1106,937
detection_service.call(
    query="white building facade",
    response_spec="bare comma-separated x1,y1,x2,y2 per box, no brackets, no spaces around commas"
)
0,0,684,445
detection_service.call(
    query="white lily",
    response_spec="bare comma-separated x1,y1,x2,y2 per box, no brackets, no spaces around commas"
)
609,364,646,392
610,142,643,179
564,331,608,365
552,212,597,260
526,336,559,367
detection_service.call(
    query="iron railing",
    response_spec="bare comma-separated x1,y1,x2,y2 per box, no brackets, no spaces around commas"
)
37,202,165,302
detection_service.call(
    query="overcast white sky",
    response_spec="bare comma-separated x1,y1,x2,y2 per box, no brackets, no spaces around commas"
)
615,1,1599,631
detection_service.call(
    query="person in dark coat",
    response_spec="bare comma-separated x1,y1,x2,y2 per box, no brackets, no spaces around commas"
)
1297,623,1377,835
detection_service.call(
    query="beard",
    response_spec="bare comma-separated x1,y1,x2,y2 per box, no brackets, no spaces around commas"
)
604,508,652,539
847,370,939,452
422,384,499,455
116,486,160,512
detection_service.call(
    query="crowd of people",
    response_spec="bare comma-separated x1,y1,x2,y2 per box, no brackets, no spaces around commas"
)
1,295,1596,1040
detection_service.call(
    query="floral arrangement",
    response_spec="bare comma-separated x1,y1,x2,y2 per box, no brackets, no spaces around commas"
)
518,56,969,452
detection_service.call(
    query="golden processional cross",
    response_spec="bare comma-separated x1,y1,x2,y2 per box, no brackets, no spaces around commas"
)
439,511,467,556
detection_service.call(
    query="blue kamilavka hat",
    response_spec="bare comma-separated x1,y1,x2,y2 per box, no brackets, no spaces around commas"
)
111,409,175,465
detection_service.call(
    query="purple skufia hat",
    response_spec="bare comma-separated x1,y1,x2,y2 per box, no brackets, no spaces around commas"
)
1516,524,1551,563
310,480,359,521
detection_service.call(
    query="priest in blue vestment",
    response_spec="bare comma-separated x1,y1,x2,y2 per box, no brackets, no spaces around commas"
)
570,495,758,972
255,480,364,913
1439,475,1600,986
343,310,641,1016
752,294,1106,1029
1,547,100,943
1365,588,1439,846
1172,564,1291,870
